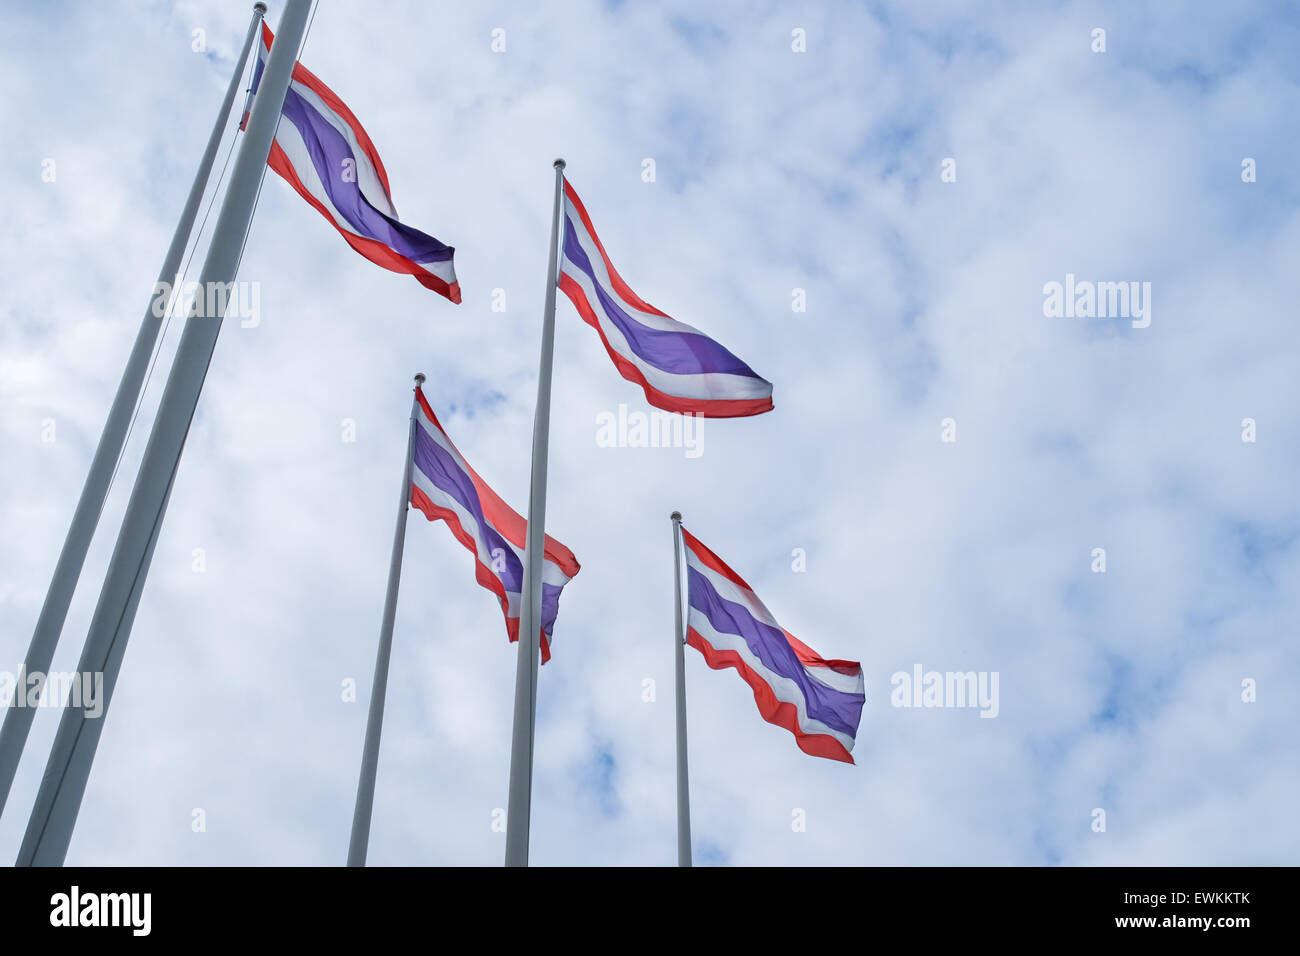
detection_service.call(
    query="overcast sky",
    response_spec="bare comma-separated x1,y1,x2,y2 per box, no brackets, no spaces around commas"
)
2,0,1298,865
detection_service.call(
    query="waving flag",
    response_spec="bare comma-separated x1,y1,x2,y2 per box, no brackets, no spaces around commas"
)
557,180,773,418
409,387,579,662
246,23,460,303
681,527,863,762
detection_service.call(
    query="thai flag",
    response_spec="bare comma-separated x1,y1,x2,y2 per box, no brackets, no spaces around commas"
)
557,180,773,418
246,23,460,303
409,387,580,662
681,527,864,762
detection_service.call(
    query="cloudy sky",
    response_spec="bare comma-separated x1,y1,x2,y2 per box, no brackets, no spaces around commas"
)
2,0,1298,866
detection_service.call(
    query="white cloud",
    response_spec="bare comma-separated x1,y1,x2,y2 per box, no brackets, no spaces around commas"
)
0,0,1296,865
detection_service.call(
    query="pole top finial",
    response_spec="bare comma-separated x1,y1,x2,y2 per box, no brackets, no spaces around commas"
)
553,158,566,170
414,372,426,386
253,2,267,14
671,511,682,522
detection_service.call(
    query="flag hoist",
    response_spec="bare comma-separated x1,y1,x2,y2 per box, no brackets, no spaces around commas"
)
0,2,270,826
15,0,314,867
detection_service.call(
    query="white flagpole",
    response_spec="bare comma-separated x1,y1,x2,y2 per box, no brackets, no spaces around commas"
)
671,511,692,866
15,0,313,867
347,373,423,867
504,158,566,867
0,1,268,823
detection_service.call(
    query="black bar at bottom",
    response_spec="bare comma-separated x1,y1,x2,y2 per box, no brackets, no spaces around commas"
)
0,865,1277,941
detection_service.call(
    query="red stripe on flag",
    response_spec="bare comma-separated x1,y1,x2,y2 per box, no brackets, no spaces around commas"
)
413,389,579,578
557,274,773,418
410,484,551,663
679,527,757,594
267,142,460,304
686,627,854,764
562,180,671,319
781,627,861,675
683,528,861,676
260,21,393,198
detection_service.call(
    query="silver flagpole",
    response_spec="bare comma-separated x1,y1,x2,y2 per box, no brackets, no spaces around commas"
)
0,1,268,823
504,158,566,867
347,373,423,867
15,0,313,867
670,511,692,866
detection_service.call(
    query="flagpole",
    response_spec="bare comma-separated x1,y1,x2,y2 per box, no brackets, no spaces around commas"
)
671,511,692,866
15,0,312,867
347,373,423,867
504,158,566,867
0,1,268,824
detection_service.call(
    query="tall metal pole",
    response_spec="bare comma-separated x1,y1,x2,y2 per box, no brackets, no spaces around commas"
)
0,2,268,824
504,158,566,867
670,511,692,867
15,0,313,867
347,374,423,867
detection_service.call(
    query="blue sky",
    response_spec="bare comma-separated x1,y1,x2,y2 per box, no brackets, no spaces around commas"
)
1,0,1298,865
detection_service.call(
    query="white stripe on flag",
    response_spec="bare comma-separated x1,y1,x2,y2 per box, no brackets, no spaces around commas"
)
560,252,772,402
286,77,399,220
272,110,457,287
687,608,858,753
